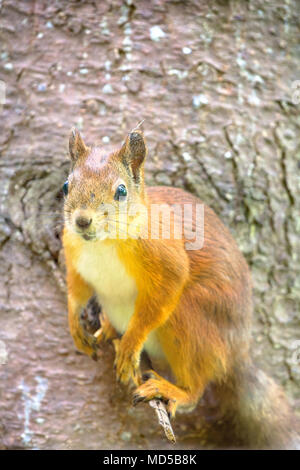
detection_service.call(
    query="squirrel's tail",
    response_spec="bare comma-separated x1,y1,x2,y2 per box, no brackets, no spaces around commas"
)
212,361,300,449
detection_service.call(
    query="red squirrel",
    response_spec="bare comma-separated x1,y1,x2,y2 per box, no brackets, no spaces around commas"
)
62,127,298,449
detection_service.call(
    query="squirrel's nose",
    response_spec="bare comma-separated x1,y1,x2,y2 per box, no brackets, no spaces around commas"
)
76,215,92,229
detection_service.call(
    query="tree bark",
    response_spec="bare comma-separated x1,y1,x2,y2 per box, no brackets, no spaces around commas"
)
0,0,299,449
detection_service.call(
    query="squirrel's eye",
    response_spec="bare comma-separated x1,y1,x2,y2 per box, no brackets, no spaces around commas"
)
63,180,69,196
114,184,127,201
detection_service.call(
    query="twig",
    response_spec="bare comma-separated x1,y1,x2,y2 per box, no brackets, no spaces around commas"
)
149,399,176,444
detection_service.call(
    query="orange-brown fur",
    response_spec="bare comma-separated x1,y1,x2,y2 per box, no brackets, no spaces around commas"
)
62,128,298,448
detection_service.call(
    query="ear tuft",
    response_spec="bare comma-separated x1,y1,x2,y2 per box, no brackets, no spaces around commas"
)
69,128,88,161
129,130,146,165
121,129,147,182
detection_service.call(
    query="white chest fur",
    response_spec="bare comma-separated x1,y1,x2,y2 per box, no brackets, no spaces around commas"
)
75,241,163,358
76,242,137,335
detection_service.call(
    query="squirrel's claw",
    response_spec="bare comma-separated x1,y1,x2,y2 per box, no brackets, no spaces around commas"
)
78,329,99,359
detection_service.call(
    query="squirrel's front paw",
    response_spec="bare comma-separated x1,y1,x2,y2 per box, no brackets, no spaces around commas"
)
74,327,99,361
113,338,141,386
69,313,100,361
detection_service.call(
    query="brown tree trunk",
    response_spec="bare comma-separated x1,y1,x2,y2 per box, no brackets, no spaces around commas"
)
0,0,299,449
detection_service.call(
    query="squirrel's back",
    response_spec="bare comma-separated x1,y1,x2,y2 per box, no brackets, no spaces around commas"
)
147,185,252,342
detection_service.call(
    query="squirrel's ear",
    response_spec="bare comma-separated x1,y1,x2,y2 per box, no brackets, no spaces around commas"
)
69,128,88,161
120,129,147,182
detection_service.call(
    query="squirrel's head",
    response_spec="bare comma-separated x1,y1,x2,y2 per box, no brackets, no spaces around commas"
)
63,127,148,242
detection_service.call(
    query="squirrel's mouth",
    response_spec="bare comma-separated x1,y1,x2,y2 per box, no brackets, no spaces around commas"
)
76,229,109,242
82,233,95,241
74,228,97,241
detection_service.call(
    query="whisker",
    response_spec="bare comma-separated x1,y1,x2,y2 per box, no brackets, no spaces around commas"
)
37,213,64,218
105,217,146,228
105,221,146,239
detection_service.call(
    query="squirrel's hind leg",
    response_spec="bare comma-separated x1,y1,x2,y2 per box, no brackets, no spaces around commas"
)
133,370,201,418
